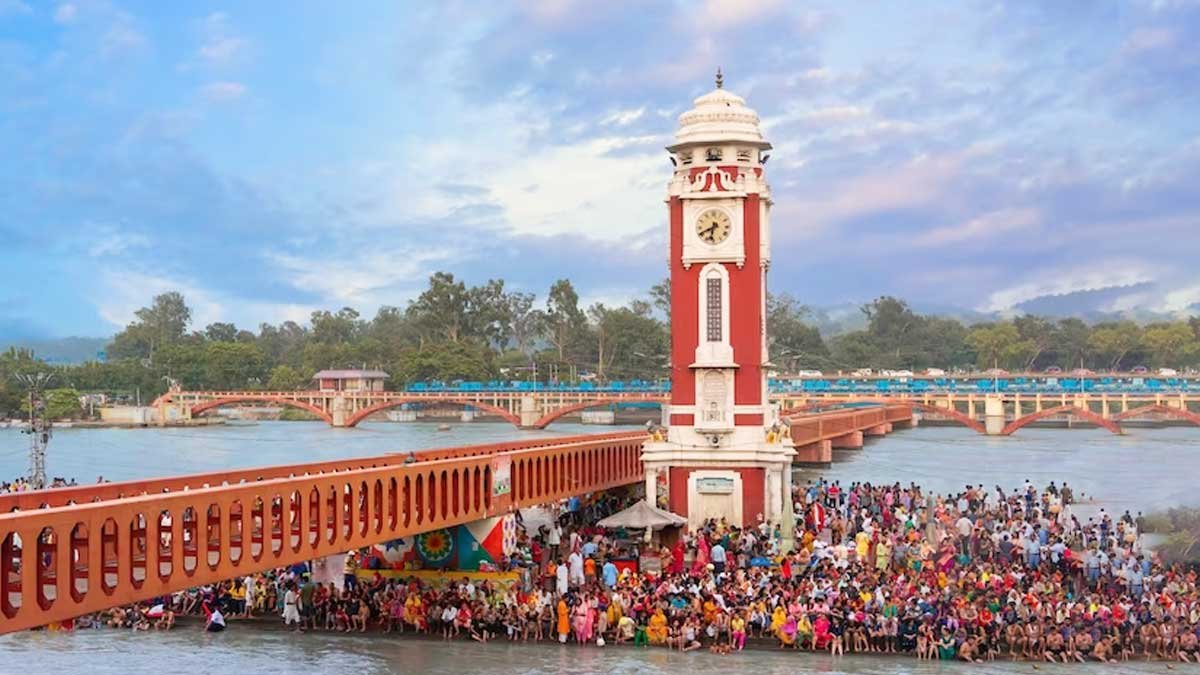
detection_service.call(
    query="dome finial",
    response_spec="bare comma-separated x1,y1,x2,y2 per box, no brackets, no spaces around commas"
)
715,67,724,89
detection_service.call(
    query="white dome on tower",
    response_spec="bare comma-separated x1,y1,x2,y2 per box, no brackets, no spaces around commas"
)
669,70,771,151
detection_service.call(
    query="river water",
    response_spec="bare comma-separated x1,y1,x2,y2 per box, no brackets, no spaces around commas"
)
1,420,1197,673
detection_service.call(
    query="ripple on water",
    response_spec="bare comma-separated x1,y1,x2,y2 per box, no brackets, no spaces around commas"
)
0,630,1178,675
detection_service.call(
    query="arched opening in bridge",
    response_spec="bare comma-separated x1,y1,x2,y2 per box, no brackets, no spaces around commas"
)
1113,404,1200,427
529,399,665,429
342,398,521,428
70,523,89,602
1001,405,1123,436
189,397,333,424
157,510,173,581
130,513,147,588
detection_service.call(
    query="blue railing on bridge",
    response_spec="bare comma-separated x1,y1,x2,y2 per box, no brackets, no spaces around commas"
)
398,377,1197,395
403,380,672,394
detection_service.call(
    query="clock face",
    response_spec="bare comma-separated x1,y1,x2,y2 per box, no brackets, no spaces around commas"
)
695,209,732,245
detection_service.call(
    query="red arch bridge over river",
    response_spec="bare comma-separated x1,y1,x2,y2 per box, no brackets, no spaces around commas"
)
0,405,912,634
154,389,1200,434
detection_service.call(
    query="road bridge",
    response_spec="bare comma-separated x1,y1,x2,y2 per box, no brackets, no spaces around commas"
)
780,392,1200,435
151,390,672,429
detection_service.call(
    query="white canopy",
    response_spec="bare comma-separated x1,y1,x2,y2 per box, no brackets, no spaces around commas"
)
597,500,687,531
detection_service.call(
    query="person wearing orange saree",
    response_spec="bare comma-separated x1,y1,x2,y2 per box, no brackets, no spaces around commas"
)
647,607,669,644
556,598,570,643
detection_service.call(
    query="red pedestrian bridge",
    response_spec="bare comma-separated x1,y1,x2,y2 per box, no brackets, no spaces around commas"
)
0,406,913,634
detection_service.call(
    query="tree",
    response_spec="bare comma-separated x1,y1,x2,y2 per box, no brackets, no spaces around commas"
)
585,303,668,381
465,279,513,347
1013,315,1056,370
767,292,828,370
861,297,921,368
407,272,469,343
505,291,544,357
368,306,416,351
649,278,671,322
917,317,971,370
310,307,362,344
1052,318,1091,368
22,387,83,420
393,342,495,383
266,365,308,391
108,292,192,360
202,342,267,390
257,320,309,366
1088,321,1142,370
967,323,1022,369
1142,322,1200,368
829,331,878,369
545,279,586,362
204,322,239,342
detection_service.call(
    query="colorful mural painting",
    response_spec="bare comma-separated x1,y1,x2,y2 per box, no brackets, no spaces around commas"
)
365,515,514,572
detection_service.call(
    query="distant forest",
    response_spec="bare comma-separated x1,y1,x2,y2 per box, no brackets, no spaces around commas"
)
2,272,1199,418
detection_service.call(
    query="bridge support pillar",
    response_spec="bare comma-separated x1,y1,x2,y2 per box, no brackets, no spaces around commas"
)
518,396,541,429
984,396,1005,435
792,440,832,466
331,395,349,427
831,430,863,449
864,423,891,436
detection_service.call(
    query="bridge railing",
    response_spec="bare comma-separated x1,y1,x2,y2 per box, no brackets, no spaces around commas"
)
0,432,644,513
0,435,645,634
788,405,910,446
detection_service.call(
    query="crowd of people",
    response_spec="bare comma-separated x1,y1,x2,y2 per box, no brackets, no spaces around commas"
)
38,477,1200,663
0,475,77,493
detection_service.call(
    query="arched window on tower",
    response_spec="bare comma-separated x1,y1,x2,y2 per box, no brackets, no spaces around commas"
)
706,273,723,342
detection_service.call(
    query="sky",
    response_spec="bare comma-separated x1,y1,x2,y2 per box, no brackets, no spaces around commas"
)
1,0,1199,339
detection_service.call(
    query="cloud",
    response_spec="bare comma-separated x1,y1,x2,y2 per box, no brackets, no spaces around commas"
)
780,151,971,235
600,107,645,126
695,0,786,30
913,207,1040,247
101,20,145,56
53,2,76,23
0,0,31,16
266,246,454,307
1160,284,1200,314
4,1,1200,337
200,81,246,102
199,37,247,64
93,268,314,330
981,262,1158,313
1124,27,1178,54
195,11,248,66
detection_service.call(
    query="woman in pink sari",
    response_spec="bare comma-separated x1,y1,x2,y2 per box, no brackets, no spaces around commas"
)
813,613,832,650
936,540,956,574
572,596,590,645
691,535,711,575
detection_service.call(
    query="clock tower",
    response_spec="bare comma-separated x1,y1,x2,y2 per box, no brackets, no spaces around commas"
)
642,71,795,534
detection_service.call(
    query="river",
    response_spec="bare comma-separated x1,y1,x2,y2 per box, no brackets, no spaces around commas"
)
1,420,1196,673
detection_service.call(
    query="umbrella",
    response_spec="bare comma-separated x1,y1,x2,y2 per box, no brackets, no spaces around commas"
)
597,500,686,531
